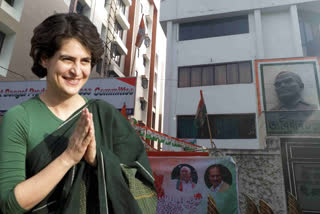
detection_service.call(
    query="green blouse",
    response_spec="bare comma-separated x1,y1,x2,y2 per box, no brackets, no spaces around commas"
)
0,96,87,214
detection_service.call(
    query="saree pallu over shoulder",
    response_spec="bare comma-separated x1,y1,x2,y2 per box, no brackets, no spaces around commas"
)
26,99,156,214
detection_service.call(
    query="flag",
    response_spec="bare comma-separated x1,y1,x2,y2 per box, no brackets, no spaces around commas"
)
121,103,128,119
194,90,207,128
135,15,145,48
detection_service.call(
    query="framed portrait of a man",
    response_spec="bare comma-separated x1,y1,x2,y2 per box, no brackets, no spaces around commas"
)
260,60,320,112
257,58,320,135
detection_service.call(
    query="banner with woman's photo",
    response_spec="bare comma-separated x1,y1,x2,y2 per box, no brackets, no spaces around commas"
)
149,156,239,213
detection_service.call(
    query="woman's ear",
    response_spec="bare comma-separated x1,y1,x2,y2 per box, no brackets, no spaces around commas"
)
40,56,48,69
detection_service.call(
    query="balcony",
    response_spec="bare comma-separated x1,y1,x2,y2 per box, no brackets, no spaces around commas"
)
113,34,128,55
108,61,125,77
146,14,152,24
116,9,130,30
0,0,24,22
122,0,131,7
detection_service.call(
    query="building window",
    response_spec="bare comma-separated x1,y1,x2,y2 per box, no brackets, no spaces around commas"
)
154,73,157,89
143,57,147,67
179,15,249,41
111,44,121,66
178,61,252,88
117,0,125,14
153,92,156,108
96,58,103,74
152,112,156,129
177,114,256,139
158,114,162,133
104,0,109,9
151,112,156,147
299,11,320,57
101,25,107,42
0,31,5,54
4,0,14,7
114,21,123,39
76,1,85,14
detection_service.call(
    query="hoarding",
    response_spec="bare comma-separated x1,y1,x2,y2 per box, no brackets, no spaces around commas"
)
0,77,136,115
149,156,239,213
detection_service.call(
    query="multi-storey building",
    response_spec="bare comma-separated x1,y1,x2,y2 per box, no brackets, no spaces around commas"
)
160,0,320,212
0,0,24,79
123,0,166,139
0,0,166,133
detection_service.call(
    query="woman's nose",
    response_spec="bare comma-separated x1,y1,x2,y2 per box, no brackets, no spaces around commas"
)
70,62,81,75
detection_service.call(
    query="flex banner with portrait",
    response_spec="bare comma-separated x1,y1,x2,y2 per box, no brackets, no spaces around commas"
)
149,156,239,213
256,58,320,135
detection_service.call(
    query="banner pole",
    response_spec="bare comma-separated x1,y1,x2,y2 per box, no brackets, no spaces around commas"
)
130,46,137,76
206,114,216,150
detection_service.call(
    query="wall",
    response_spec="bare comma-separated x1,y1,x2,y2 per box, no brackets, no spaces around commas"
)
1,0,69,81
217,138,287,214
155,22,166,132
163,13,260,149
160,0,318,22
0,0,22,77
261,10,296,59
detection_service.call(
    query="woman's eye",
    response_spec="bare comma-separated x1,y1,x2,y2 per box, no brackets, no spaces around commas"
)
62,57,72,62
82,59,91,64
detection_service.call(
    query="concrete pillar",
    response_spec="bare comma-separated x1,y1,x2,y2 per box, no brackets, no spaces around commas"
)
290,4,303,57
254,9,264,59
163,21,174,136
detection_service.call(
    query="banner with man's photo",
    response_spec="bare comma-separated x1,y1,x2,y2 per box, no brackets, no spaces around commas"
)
256,57,320,135
149,156,239,213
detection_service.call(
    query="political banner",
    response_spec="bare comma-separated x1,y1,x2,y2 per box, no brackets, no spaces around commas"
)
0,77,136,115
149,156,239,213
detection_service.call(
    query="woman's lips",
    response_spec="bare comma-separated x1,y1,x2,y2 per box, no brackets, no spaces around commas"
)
63,77,81,86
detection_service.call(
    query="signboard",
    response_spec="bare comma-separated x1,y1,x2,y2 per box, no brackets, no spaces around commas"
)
281,139,320,213
265,111,320,135
256,58,320,135
294,163,320,210
149,156,239,213
0,77,136,115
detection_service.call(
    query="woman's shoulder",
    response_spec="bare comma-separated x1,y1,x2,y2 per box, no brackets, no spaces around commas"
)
3,97,40,121
1,102,30,140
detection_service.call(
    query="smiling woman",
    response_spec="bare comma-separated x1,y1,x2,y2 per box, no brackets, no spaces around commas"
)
0,13,156,214
40,38,92,112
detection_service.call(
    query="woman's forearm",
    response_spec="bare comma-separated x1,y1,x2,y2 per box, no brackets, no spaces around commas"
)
14,152,74,210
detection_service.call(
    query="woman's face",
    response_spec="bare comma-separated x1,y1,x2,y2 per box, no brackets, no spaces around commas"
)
41,38,92,98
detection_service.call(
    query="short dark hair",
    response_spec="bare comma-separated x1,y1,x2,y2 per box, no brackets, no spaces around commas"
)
204,164,232,187
275,71,304,88
30,13,105,78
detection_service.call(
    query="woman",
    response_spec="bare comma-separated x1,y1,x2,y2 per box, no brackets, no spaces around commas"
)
0,13,156,214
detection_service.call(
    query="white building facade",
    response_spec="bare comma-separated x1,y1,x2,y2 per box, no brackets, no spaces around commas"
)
160,0,320,212
160,0,320,149
123,0,166,147
0,0,167,136
0,0,24,77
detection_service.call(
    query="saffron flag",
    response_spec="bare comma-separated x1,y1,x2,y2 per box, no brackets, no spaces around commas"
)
121,103,128,119
135,15,146,48
194,90,207,128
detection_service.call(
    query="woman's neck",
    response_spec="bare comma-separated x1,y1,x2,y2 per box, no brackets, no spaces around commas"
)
39,91,86,121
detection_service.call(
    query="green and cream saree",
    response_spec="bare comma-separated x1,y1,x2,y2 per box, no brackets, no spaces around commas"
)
25,99,157,214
